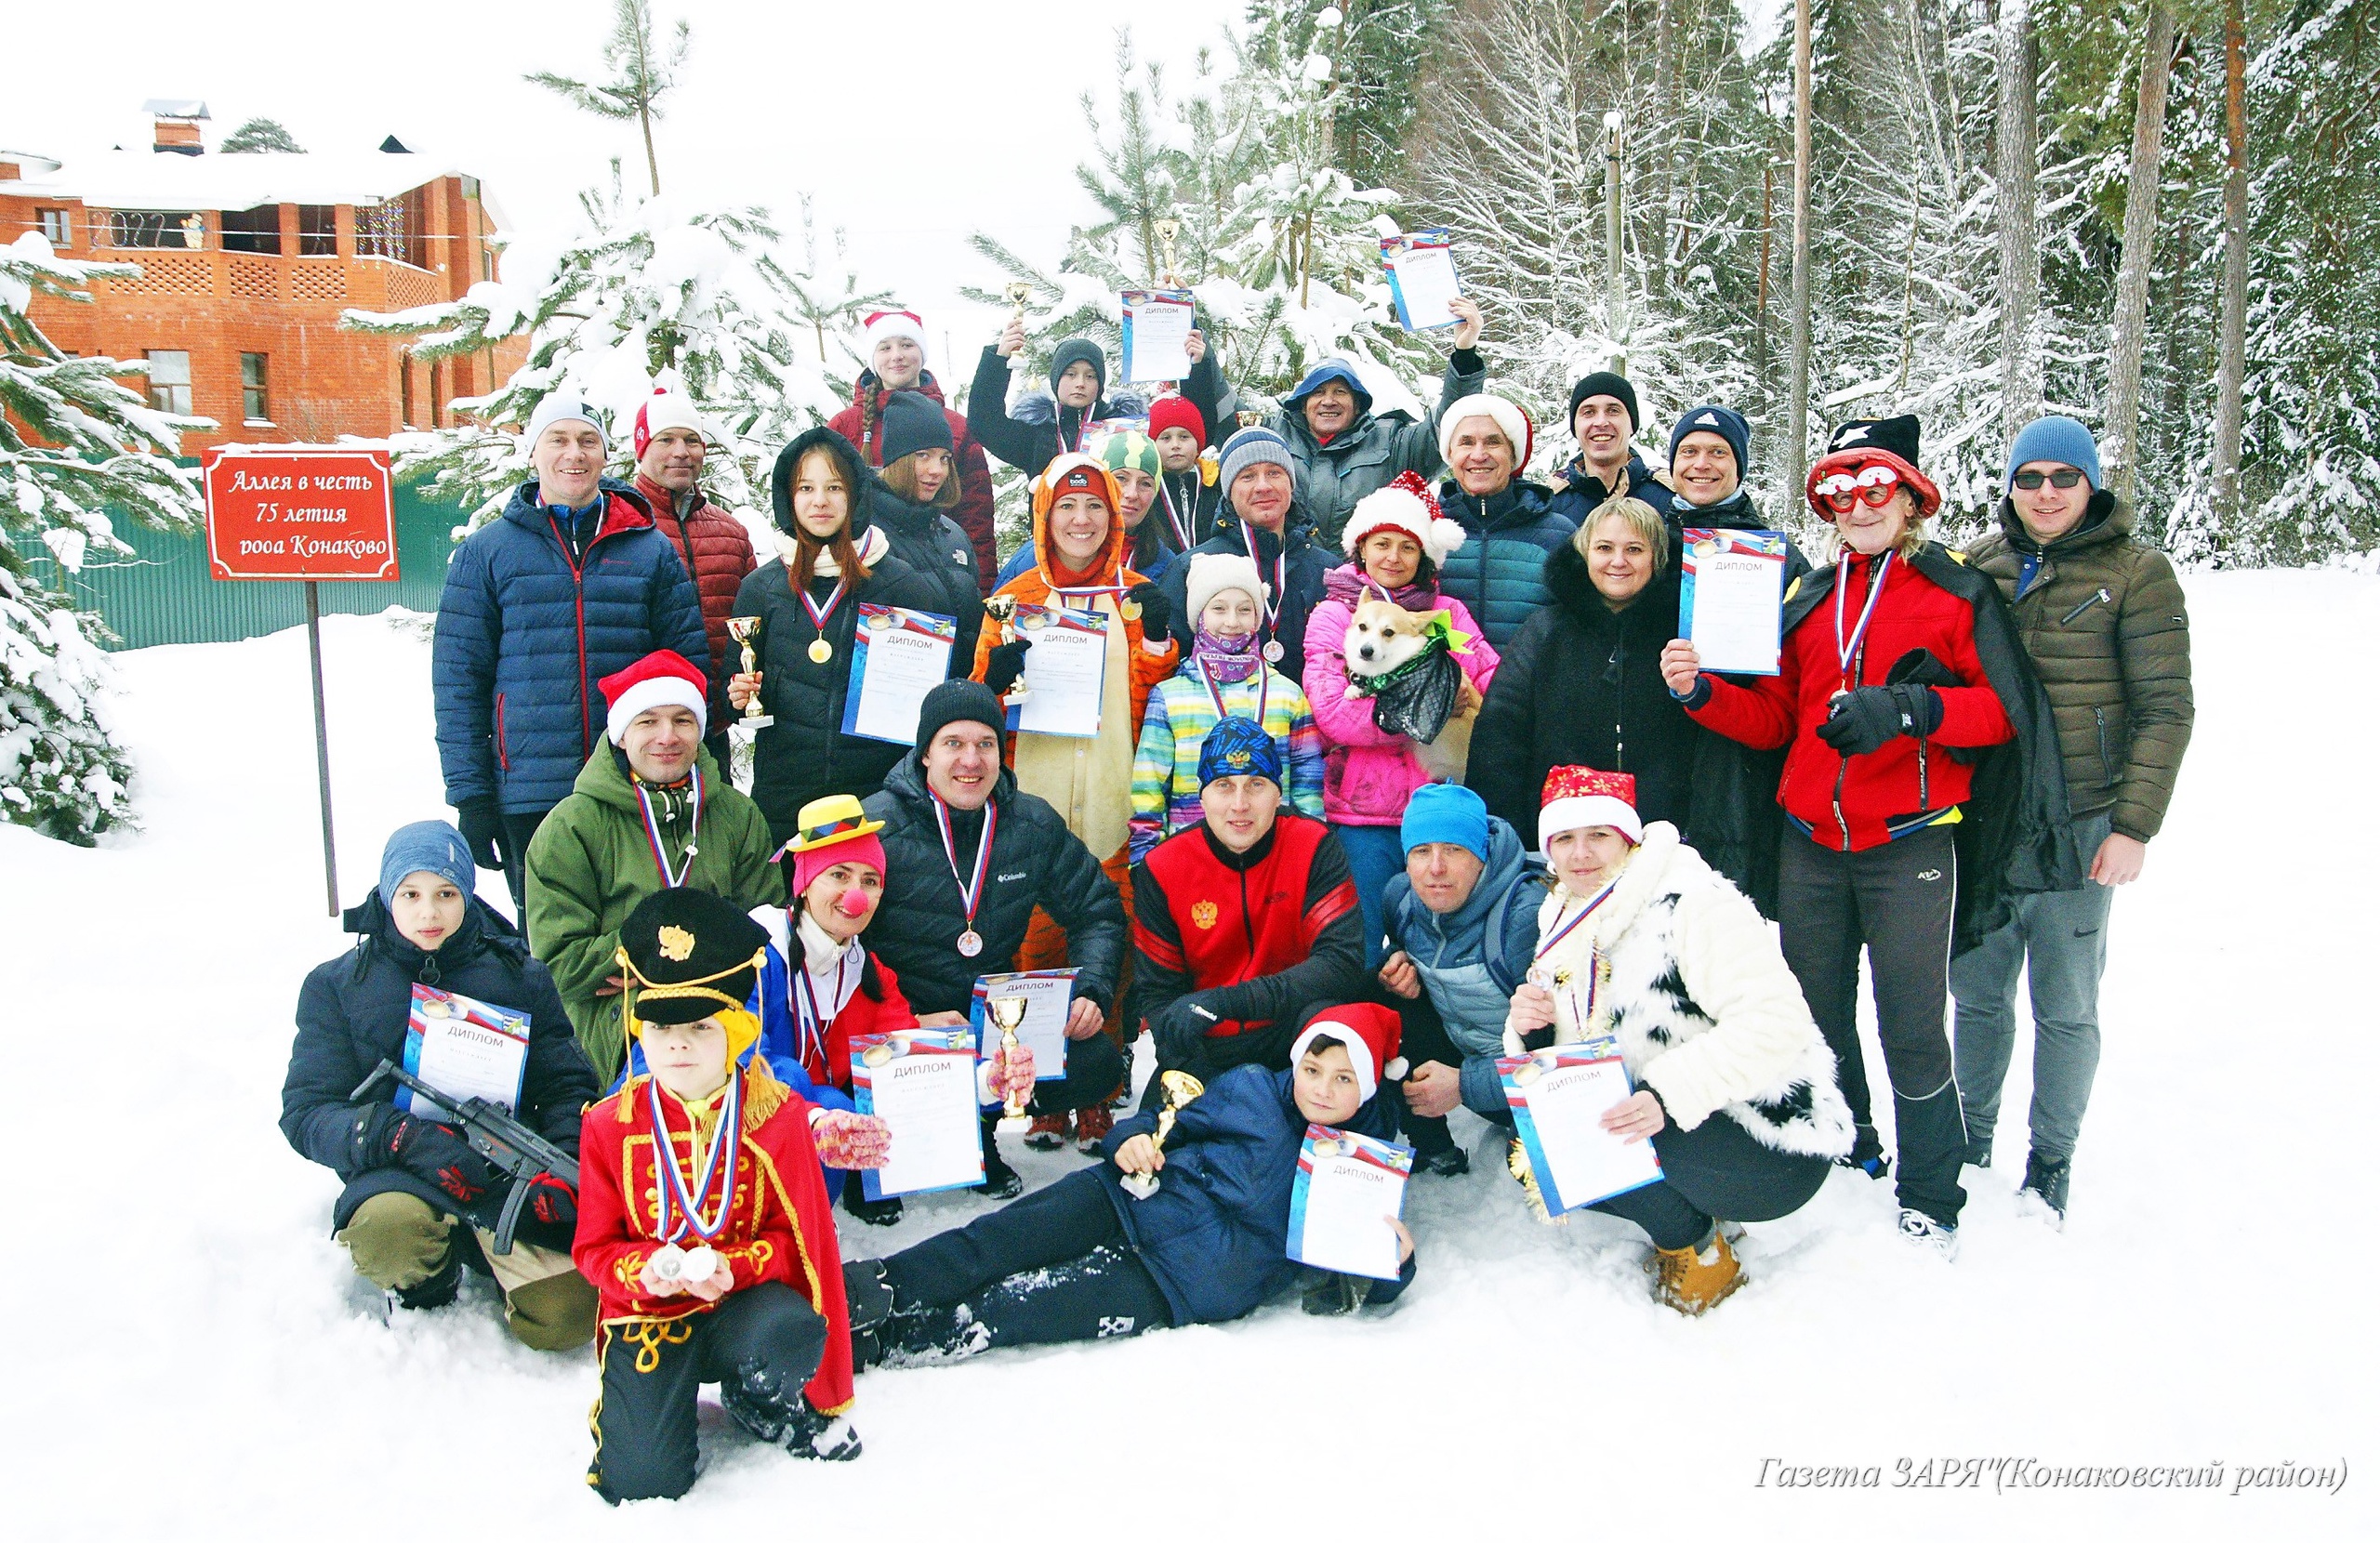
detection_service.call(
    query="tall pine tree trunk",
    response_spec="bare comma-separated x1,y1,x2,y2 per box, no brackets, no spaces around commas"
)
1787,0,1815,505
2104,3,2176,500
1995,0,2043,438
2212,0,2249,534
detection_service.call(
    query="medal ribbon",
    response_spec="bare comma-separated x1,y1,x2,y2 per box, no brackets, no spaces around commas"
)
1197,654,1268,728
789,945,851,1080
635,767,703,889
933,794,998,937
1831,549,1893,693
1534,874,1620,966
799,576,849,640
1238,519,1287,640
647,1070,741,1244
1156,477,1194,549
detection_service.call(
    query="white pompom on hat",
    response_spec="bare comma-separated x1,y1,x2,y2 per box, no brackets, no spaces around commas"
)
1342,468,1467,565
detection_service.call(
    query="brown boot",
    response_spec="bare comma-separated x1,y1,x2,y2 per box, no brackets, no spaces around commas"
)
1650,1227,1745,1316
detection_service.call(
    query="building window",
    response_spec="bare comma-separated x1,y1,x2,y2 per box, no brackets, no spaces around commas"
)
298,204,338,257
36,208,71,247
356,189,430,270
145,349,192,415
108,210,205,249
220,204,283,256
242,353,270,422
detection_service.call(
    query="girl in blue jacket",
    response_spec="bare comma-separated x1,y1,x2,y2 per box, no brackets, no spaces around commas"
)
853,1004,1417,1362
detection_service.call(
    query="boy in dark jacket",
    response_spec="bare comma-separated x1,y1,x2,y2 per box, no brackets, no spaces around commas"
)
854,1003,1416,1364
280,822,600,1348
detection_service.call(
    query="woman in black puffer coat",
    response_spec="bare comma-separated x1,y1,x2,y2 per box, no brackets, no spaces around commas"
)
737,427,951,843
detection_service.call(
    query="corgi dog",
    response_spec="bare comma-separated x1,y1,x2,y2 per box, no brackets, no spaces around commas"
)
1342,599,1481,782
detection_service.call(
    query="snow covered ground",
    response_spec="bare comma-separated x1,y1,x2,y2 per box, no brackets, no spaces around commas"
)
9,574,2373,1537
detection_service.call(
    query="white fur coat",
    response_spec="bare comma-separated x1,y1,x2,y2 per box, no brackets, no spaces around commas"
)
1526,823,1855,1159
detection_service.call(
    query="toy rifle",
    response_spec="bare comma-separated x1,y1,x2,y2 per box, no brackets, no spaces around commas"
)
350,1059,578,1256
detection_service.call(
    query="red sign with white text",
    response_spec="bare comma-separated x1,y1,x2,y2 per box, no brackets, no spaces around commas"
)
203,447,399,581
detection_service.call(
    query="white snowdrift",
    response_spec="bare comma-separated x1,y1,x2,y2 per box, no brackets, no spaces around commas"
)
7,574,2373,1536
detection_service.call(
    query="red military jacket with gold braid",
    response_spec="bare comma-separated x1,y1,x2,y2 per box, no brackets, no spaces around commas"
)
573,1065,855,1415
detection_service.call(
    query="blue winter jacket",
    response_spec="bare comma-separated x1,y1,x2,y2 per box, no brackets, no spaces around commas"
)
1382,819,1548,1118
1095,1063,1412,1325
1433,478,1571,649
433,478,708,814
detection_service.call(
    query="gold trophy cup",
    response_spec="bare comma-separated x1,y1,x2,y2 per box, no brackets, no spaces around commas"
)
982,594,1028,706
1002,282,1035,374
1119,1069,1205,1199
724,615,773,731
988,994,1031,1128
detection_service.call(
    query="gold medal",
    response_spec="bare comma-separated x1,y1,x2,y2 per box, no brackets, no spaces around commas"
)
809,638,833,665
1120,599,1143,621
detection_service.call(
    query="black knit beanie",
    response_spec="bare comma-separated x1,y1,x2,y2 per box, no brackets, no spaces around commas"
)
1568,371,1640,432
879,389,954,466
1048,339,1108,400
914,679,1006,751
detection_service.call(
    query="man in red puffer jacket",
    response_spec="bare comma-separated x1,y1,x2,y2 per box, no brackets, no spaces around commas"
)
629,391,757,768
828,308,998,594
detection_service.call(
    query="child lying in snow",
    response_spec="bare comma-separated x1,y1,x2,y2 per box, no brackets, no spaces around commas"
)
848,1003,1418,1365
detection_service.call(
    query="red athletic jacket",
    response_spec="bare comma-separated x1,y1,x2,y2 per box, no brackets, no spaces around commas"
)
828,371,998,596
575,1066,854,1415
1689,549,2014,851
1129,814,1366,1043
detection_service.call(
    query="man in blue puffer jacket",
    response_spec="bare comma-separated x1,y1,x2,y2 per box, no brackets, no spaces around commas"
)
1433,393,1572,648
852,1003,1416,1364
432,395,707,918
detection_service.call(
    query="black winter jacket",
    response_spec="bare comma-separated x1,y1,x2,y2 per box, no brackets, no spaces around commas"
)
966,345,1152,479
860,753,1128,1019
1660,487,1815,583
281,895,598,1230
1546,451,1664,529
1156,510,1332,667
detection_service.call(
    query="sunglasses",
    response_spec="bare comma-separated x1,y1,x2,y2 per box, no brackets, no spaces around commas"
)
1814,464,1901,513
2012,468,2085,491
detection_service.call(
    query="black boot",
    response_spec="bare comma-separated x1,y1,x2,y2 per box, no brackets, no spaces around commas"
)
874,1302,992,1365
1301,1271,1368,1317
842,1169,905,1227
975,1115,1024,1199
718,1365,864,1461
1405,1115,1470,1177
2017,1150,2071,1230
391,1241,463,1311
844,1259,897,1371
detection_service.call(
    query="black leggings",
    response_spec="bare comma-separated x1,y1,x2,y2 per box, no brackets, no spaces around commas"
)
588,1283,827,1503
879,1168,1175,1358
1592,1110,1833,1251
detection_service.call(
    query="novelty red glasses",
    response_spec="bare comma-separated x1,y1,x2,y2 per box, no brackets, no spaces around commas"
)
1814,464,1902,512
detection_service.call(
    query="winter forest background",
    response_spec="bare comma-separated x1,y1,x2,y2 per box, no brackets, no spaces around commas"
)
3,0,2373,845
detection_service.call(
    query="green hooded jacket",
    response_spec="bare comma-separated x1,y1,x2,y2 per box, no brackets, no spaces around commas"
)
524,743,784,1077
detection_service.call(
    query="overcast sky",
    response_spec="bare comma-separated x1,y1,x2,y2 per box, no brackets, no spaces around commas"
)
7,0,1247,362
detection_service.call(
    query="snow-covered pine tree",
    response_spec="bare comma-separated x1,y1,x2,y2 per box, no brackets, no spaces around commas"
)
220,117,305,154
1,232,209,843
343,165,873,525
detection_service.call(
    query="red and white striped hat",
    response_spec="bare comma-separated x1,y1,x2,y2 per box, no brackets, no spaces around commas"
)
630,389,707,459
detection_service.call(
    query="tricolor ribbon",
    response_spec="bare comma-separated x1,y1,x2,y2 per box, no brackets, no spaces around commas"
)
933,793,998,939
1196,654,1268,728
789,947,851,1083
635,767,703,889
799,575,849,640
1534,874,1620,967
1155,477,1194,549
1832,549,1894,694
1238,519,1287,638
647,1070,741,1244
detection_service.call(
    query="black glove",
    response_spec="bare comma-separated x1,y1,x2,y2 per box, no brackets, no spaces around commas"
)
982,638,1031,696
1126,582,1171,640
509,1172,579,1251
1149,995,1227,1065
456,797,507,871
1816,683,1943,758
387,1115,499,1206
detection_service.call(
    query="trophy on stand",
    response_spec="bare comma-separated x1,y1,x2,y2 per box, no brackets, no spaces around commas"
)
1119,1070,1205,1200
1155,217,1182,288
723,614,771,792
1002,282,1035,374
983,594,1027,707
988,995,1031,1129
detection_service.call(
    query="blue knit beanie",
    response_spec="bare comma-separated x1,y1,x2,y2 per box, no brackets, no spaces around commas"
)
2004,415,2102,494
1669,404,1752,480
1197,715,1283,787
1219,426,1299,499
379,820,475,904
1401,783,1490,860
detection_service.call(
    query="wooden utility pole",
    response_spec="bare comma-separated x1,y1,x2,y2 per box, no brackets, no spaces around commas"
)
1786,0,1814,503
2104,3,2177,500
2212,0,2249,535
1996,0,2043,437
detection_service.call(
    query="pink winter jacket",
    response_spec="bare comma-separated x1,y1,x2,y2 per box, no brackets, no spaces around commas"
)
1301,593,1501,825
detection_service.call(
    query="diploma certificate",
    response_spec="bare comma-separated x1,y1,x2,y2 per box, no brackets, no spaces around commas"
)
1009,605,1107,738
1680,527,1789,676
1287,1125,1412,1281
402,984,532,1119
1381,229,1465,332
1120,289,1197,383
853,1029,985,1199
1499,1048,1664,1214
844,605,958,745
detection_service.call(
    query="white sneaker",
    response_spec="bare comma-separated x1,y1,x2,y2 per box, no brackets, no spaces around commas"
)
1897,1207,1960,1261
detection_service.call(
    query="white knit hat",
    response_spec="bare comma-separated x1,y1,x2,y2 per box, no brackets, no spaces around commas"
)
1342,469,1466,565
1186,551,1266,626
629,389,706,457
1437,392,1534,469
525,392,609,451
860,308,927,360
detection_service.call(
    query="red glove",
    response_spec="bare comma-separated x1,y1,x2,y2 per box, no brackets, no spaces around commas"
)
813,1110,892,1169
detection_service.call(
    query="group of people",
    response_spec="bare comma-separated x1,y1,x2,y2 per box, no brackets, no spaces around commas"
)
281,301,2193,1502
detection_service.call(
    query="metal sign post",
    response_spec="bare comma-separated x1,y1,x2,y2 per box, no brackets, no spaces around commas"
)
201,445,398,917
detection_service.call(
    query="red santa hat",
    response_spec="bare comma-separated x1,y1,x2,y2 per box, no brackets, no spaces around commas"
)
1538,765,1642,851
860,309,928,361
1289,1003,1408,1104
600,650,709,745
1342,469,1467,565
630,389,707,460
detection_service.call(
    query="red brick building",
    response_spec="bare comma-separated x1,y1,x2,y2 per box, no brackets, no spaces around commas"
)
1,103,527,452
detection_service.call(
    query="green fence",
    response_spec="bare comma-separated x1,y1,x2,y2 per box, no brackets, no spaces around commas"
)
20,480,473,651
